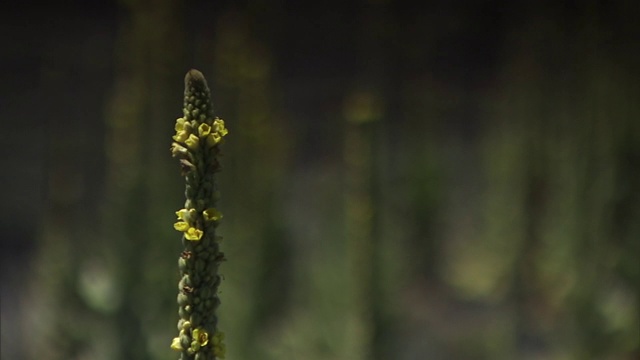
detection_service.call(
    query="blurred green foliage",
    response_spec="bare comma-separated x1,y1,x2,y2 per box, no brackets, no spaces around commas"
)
20,1,638,360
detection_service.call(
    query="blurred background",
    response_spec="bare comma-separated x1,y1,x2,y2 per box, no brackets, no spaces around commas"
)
1,0,638,359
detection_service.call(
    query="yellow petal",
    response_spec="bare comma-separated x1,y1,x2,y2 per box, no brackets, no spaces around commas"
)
174,118,186,132
184,228,203,241
185,134,199,150
198,123,211,137
173,130,189,143
174,221,189,232
192,328,209,346
213,118,225,131
176,208,197,222
170,337,182,351
212,118,228,138
206,133,221,147
175,209,188,220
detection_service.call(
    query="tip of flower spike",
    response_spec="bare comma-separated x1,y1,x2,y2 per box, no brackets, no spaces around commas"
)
185,69,209,92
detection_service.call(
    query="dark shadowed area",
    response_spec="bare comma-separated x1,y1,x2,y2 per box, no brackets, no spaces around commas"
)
1,1,638,359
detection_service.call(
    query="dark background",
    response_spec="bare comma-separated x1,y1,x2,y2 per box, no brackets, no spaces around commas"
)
2,1,639,359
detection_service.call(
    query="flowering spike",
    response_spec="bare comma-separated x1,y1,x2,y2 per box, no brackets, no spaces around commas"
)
170,69,228,358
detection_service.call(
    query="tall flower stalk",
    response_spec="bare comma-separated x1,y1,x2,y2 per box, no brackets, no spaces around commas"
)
170,69,228,360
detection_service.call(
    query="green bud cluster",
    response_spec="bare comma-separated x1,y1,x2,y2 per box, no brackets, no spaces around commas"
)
170,69,227,360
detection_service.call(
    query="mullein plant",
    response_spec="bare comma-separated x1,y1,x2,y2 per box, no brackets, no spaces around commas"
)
170,69,228,360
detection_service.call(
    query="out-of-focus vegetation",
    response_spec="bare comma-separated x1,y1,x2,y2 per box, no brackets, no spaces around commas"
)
2,1,638,359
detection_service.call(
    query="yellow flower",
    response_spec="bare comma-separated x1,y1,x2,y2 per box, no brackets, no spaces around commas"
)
176,208,197,222
170,142,189,157
213,118,227,135
203,208,223,222
174,221,189,232
174,118,186,132
184,227,203,241
206,133,221,147
170,337,182,351
176,209,188,220
198,123,211,137
192,328,209,346
173,130,189,143
185,134,200,151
